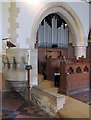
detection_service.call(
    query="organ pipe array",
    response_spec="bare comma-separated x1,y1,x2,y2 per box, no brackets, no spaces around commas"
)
38,17,68,48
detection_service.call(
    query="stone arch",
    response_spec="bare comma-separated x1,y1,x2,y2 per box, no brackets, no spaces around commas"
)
30,2,85,48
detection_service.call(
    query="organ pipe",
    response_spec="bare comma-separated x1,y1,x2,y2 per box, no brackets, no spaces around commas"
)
44,19,47,47
52,16,57,45
38,18,68,48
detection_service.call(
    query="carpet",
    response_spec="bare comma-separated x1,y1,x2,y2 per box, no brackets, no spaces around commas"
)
2,91,55,119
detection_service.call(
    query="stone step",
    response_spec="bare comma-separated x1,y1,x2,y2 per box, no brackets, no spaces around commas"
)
31,86,65,115
38,74,44,84
45,87,59,93
39,80,54,88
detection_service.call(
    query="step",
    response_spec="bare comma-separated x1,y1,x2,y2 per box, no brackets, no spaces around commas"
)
46,87,59,93
39,80,54,88
38,74,44,84
31,86,65,115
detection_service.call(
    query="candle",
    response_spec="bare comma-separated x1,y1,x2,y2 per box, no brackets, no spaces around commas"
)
28,50,30,65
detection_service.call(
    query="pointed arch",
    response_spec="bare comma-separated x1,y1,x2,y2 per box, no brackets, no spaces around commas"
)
30,2,85,47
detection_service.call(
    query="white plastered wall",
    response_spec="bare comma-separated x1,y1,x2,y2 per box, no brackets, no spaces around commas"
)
0,2,2,73
1,2,90,53
0,2,2,92
88,4,91,42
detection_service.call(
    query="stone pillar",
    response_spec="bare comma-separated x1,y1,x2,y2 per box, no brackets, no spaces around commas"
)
74,46,87,59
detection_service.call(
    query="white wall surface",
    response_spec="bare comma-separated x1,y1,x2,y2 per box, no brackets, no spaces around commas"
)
16,1,90,48
2,1,90,48
67,2,89,38
0,2,2,72
89,4,91,28
2,2,10,39
0,2,2,54
16,2,47,48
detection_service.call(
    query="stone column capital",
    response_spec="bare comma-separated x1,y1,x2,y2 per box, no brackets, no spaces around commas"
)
74,46,87,59
73,42,88,47
73,37,88,47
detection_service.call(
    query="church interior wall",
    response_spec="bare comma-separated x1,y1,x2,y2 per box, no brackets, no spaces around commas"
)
67,2,89,38
1,1,91,92
2,2,90,48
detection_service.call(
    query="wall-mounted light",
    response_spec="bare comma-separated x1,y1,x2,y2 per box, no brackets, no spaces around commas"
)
65,23,67,27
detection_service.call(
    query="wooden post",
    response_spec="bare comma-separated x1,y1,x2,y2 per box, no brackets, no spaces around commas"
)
27,69,30,100
25,65,32,101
